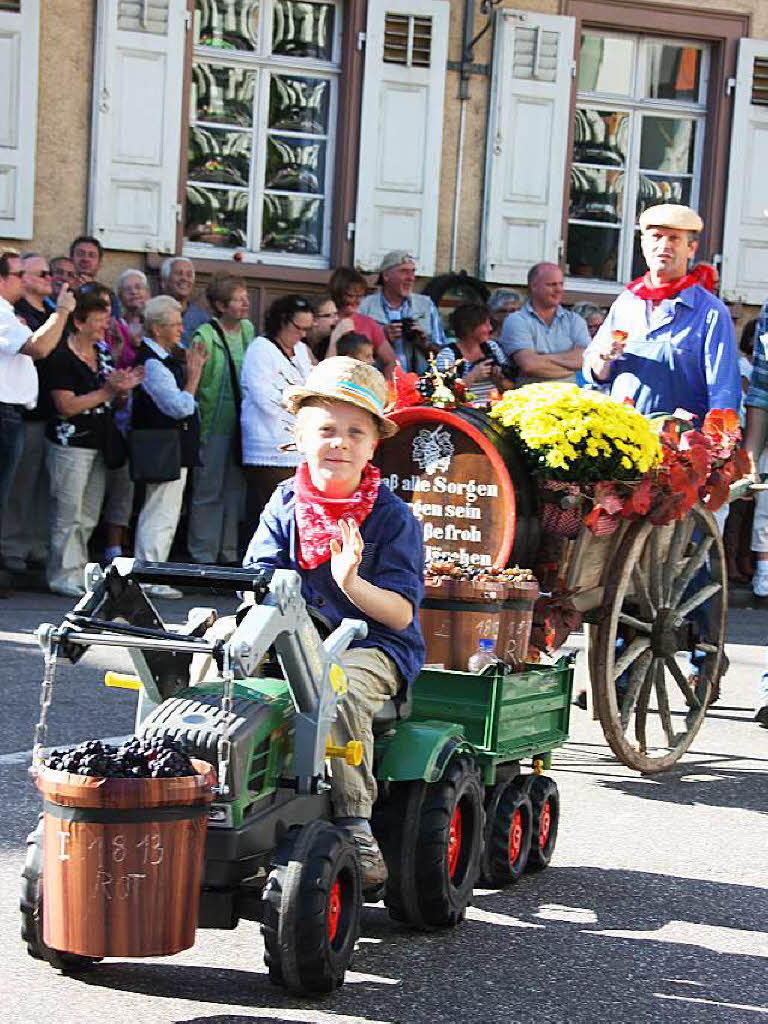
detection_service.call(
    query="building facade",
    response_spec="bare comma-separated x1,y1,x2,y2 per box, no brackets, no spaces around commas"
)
1,0,767,317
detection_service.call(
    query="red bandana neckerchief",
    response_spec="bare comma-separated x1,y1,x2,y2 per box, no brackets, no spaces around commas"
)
294,461,381,570
626,262,717,302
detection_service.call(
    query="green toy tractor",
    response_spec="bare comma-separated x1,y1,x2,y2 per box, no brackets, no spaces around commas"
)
21,560,572,994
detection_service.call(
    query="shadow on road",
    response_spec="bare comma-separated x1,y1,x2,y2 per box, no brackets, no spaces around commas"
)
70,866,768,1023
596,763,768,815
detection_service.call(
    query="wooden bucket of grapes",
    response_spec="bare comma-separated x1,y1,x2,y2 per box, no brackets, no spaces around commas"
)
36,746,215,957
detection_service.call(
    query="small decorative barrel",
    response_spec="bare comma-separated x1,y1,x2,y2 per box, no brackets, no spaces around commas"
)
37,759,214,957
420,579,538,671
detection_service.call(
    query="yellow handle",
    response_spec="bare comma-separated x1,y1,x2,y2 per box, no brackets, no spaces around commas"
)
104,672,142,691
325,740,363,767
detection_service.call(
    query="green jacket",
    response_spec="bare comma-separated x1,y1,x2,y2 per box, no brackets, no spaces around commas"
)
192,319,254,442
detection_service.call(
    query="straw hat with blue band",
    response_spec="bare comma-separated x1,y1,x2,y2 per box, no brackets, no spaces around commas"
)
283,356,398,438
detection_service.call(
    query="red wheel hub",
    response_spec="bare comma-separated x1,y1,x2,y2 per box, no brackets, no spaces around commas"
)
328,879,342,942
447,804,463,879
539,798,551,851
508,807,523,865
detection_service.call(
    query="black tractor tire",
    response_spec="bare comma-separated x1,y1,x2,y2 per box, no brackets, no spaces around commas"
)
414,755,485,928
261,820,362,994
372,779,428,927
481,777,533,886
20,816,99,973
526,775,560,871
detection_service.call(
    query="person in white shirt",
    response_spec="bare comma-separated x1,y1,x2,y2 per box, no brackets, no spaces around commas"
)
240,294,314,536
0,249,74,591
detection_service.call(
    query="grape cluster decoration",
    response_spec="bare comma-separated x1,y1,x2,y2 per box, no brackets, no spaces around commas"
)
44,736,199,779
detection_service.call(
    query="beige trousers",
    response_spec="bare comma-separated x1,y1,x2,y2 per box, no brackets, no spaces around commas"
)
330,647,401,819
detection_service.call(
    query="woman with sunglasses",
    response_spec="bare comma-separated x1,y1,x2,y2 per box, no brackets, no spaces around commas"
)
240,293,315,534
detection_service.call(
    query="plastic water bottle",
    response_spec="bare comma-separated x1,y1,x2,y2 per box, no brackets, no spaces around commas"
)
467,638,498,673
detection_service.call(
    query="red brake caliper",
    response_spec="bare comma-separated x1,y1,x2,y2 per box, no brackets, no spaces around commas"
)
509,807,523,865
448,804,462,879
328,879,342,942
539,798,551,851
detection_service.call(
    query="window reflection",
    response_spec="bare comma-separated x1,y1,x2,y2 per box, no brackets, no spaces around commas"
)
262,195,323,253
188,127,252,187
185,185,249,247
266,136,325,193
570,168,624,223
578,34,634,95
269,74,329,134
573,109,628,167
640,116,696,175
272,1,334,60
647,43,702,102
193,63,256,126
195,0,259,51
567,225,620,281
636,175,691,218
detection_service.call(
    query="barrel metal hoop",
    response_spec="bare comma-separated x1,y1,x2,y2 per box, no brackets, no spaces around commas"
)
43,800,208,824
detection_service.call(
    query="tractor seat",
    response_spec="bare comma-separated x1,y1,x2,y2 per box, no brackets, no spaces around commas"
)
372,685,413,733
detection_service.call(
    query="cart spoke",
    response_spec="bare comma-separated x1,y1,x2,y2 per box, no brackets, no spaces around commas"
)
649,529,663,607
618,612,652,633
614,636,651,680
670,537,714,607
620,648,654,730
665,655,701,710
631,563,656,620
653,658,677,747
676,582,722,620
634,661,654,753
663,520,693,602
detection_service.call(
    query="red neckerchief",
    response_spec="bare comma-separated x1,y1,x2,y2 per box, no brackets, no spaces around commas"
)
626,263,717,302
294,461,381,570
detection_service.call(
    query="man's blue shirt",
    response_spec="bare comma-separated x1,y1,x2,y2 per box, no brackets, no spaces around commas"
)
583,284,740,422
243,475,426,685
746,299,768,414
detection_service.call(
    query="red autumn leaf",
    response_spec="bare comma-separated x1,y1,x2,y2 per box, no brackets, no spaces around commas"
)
659,420,681,447
703,408,739,438
733,447,752,477
621,476,653,518
593,481,625,515
704,469,731,511
687,444,711,480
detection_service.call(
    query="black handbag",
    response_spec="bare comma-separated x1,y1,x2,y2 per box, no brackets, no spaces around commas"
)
102,411,128,470
128,428,182,483
210,319,244,467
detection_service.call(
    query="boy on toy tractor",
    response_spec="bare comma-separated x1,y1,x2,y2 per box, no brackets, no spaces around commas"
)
243,356,426,886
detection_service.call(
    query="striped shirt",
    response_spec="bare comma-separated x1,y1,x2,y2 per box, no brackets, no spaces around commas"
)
746,301,768,413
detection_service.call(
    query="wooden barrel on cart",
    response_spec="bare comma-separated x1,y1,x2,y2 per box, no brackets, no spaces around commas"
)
37,759,215,958
375,406,537,569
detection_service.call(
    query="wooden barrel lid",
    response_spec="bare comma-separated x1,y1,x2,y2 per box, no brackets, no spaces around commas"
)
375,407,516,569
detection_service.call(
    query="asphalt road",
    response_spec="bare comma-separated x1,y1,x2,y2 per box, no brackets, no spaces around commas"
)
2,590,767,1024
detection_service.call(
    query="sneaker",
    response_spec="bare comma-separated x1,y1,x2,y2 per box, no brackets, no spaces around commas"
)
144,584,184,600
50,582,85,598
344,826,388,888
755,706,768,729
753,570,768,599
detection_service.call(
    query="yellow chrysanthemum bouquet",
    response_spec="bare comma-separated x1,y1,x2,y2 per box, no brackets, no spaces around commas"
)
490,384,663,536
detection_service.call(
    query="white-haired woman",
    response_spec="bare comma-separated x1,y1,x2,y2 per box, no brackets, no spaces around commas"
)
115,269,149,362
130,295,208,598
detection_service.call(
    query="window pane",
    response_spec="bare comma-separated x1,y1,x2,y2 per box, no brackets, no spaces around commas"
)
266,136,325,193
567,224,620,281
193,63,256,126
262,194,323,253
185,185,249,247
640,116,696,174
188,127,252,187
578,34,634,94
0,1,21,10
272,1,334,60
195,0,259,51
636,174,692,218
570,167,624,223
269,73,330,134
573,109,629,167
647,43,702,102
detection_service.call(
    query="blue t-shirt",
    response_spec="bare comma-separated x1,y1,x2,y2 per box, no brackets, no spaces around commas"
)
243,475,426,685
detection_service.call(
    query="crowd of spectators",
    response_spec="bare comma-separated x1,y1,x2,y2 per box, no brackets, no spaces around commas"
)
0,238,669,603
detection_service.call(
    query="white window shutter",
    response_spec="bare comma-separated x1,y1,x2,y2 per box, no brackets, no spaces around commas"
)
354,0,449,275
88,0,187,253
480,9,575,283
0,1,40,239
721,39,768,305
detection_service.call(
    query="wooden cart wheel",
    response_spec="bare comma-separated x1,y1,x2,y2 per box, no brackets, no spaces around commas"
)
592,504,726,773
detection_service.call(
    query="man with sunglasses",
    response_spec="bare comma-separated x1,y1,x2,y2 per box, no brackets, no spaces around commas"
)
16,254,53,331
0,250,75,590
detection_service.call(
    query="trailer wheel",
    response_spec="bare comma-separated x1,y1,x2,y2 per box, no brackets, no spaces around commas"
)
20,816,99,973
481,777,533,886
414,755,485,927
526,775,559,871
262,820,362,994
